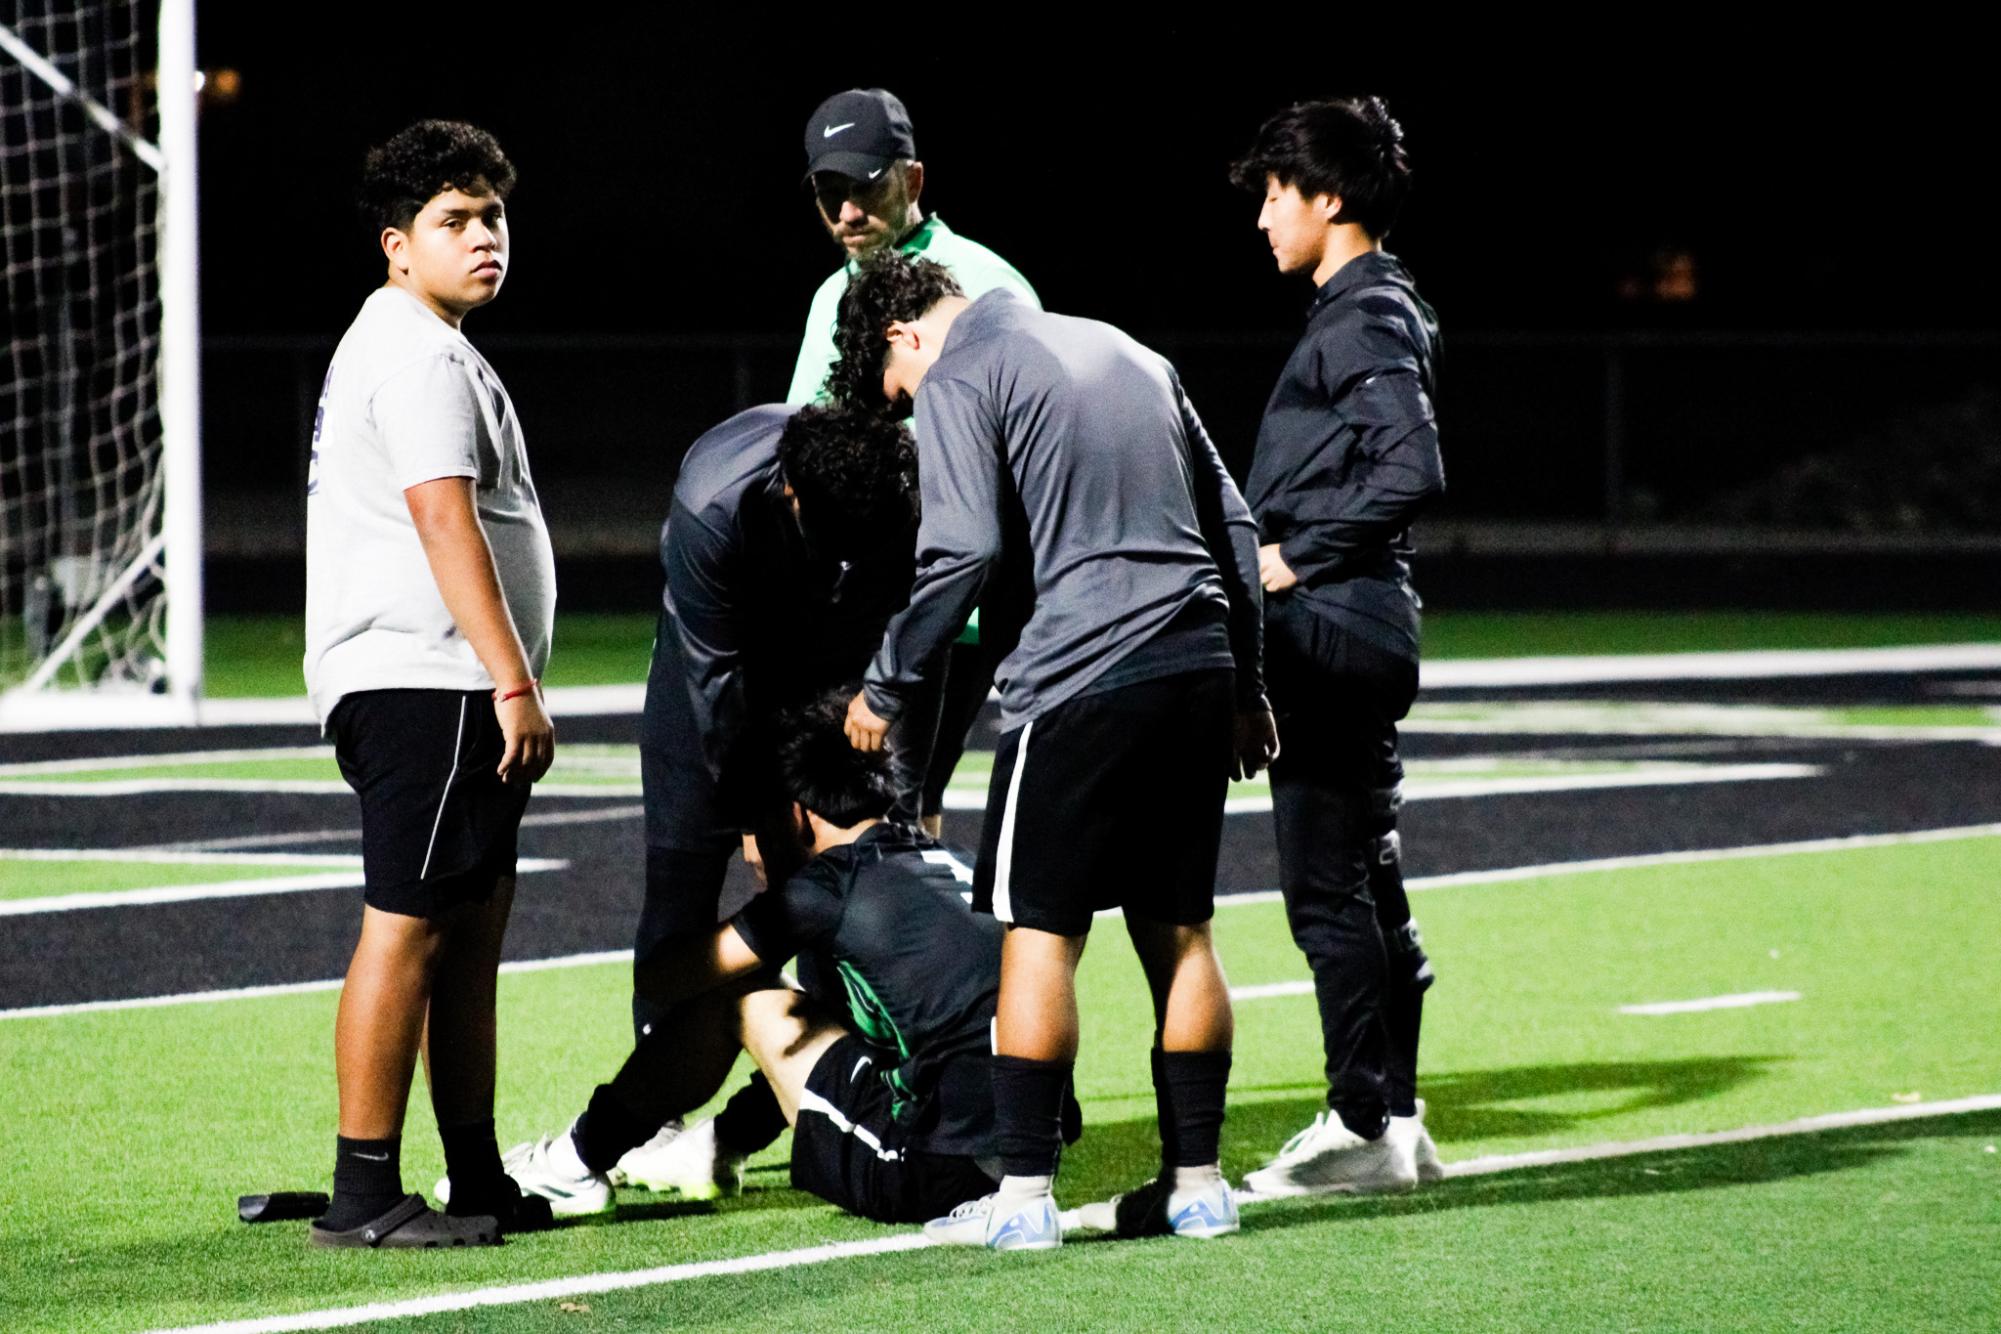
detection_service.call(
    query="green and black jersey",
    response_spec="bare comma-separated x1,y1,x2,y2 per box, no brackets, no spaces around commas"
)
784,216,1039,406
730,822,1001,1157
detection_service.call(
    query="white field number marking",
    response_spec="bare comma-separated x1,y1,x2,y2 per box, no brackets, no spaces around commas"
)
1619,990,1802,1016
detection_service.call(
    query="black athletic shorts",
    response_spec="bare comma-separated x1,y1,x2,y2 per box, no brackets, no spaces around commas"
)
790,1034,998,1224
972,669,1234,937
329,688,531,918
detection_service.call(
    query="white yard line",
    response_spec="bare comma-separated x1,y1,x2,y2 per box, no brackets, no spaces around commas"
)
0,858,567,917
1,949,631,1021
1420,643,2001,688
951,761,1821,814
149,1093,2001,1334
1619,990,1802,1016
0,778,640,797
140,804,647,854
15,643,1991,739
0,847,362,866
1229,980,1315,1001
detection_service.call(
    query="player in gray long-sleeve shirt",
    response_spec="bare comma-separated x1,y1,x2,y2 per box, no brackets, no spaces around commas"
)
834,253,1277,1251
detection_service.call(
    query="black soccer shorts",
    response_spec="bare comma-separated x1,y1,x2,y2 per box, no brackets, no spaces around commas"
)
329,688,532,918
971,669,1234,937
789,1034,997,1224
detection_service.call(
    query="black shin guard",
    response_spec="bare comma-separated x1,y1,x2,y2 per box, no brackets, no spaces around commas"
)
1156,1049,1232,1168
992,1055,1072,1179
714,1072,788,1156
572,1082,657,1176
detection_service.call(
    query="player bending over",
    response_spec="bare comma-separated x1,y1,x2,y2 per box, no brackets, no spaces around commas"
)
836,253,1277,1251
464,690,1024,1223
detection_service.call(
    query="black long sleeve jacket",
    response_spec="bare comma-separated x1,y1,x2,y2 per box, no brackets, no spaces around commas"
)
1244,251,1444,662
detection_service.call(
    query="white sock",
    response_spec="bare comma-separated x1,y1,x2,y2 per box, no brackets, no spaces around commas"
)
1173,1164,1222,1191
995,1173,1053,1204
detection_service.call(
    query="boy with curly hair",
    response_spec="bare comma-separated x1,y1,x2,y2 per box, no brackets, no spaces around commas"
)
304,119,555,1247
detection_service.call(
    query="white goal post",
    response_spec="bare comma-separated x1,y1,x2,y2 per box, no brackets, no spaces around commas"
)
0,0,202,730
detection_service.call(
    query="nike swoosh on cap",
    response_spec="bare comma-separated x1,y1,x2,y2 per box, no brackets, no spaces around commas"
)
823,122,855,138
867,167,884,179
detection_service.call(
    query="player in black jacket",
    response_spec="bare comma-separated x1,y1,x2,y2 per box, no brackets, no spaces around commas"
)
1228,97,1447,1196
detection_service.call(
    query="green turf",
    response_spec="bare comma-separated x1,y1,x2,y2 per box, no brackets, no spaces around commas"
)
0,745,641,790
196,612,2001,697
0,858,354,903
4,834,1997,1332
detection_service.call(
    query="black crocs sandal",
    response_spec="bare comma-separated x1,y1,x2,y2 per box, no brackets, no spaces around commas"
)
308,1194,501,1248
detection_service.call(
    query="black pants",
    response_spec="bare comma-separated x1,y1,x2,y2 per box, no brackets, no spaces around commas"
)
1265,598,1421,1126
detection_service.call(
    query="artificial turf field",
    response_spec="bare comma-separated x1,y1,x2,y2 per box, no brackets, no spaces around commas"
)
3,613,1999,1332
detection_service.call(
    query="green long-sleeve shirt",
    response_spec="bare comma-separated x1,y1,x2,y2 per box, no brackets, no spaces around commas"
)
784,215,1040,406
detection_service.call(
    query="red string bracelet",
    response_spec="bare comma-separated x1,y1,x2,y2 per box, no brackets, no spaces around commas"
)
494,680,540,704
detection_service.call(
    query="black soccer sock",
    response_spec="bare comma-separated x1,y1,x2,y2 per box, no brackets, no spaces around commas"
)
1149,1048,1178,1168
438,1118,504,1210
322,1134,403,1231
1383,989,1425,1119
1157,1049,1231,1169
573,1082,658,1176
713,1072,788,1156
992,1055,1072,1180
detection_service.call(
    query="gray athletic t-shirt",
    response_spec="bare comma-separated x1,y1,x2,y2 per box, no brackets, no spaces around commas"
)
304,286,555,724
862,291,1264,732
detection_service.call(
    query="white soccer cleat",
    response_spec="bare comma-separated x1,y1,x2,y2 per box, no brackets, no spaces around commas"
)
924,1190,1063,1252
1241,1110,1419,1197
1395,1098,1446,1184
434,1128,613,1219
1109,1174,1241,1239
611,1116,742,1200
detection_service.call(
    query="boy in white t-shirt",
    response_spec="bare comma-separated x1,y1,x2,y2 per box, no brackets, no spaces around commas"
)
303,120,556,1248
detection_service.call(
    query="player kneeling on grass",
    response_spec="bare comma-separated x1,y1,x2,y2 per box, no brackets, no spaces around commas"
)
303,120,556,1248
458,689,1042,1224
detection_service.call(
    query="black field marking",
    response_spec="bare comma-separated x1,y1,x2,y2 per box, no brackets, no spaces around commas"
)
5,735,1998,1010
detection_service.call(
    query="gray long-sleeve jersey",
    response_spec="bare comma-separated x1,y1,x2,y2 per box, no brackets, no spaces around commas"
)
862,291,1265,733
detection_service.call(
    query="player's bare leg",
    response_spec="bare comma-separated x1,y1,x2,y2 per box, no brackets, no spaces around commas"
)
995,927,1088,1061
735,987,845,1123
1115,916,1239,1238
335,906,451,1138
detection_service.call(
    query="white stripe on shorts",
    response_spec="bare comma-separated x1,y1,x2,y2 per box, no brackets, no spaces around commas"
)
991,718,1033,924
417,696,469,881
796,1085,903,1163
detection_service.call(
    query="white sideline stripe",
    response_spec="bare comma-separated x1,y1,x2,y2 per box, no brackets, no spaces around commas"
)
151,1094,2001,1334
944,761,1821,813
21,823,1999,1018
26,642,1996,738
1229,980,1315,1001
1433,1093,2001,1179
0,778,643,798
0,948,633,1022
1620,991,1801,1016
1421,642,2001,688
0,858,569,917
141,803,647,854
0,848,362,866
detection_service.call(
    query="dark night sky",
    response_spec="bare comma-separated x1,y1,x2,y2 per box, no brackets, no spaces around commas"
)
190,14,1998,343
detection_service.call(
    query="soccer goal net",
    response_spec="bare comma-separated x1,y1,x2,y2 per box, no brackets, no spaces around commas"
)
0,0,200,728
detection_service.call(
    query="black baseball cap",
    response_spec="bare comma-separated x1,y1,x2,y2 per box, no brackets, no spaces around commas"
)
802,89,916,182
